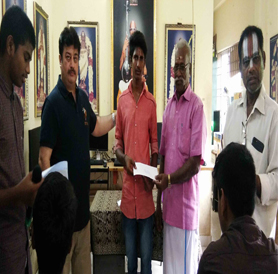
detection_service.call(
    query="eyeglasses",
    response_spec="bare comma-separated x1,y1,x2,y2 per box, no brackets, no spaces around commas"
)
173,63,190,73
242,52,261,69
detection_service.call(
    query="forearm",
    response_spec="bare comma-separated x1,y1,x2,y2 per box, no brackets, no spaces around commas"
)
159,156,165,174
93,114,115,137
150,153,158,167
39,147,52,171
170,156,200,185
115,148,126,166
0,187,21,208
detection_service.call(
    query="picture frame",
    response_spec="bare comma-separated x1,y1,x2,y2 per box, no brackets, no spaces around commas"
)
270,33,278,103
2,0,29,120
111,0,156,111
68,21,99,115
33,2,50,117
164,24,196,109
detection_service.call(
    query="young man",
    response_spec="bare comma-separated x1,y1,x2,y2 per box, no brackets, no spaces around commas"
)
115,30,158,274
39,27,115,274
0,6,42,274
33,172,77,274
155,39,206,274
223,26,278,239
198,143,278,273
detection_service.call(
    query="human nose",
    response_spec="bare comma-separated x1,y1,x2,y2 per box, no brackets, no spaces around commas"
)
26,62,30,75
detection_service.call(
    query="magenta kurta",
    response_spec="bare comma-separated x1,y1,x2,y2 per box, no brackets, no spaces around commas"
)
160,85,207,230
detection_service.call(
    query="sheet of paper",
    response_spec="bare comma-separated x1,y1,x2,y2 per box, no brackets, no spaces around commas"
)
117,200,121,207
42,161,68,179
133,162,158,180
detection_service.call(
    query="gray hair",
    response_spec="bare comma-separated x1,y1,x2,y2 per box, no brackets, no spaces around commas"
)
175,38,191,62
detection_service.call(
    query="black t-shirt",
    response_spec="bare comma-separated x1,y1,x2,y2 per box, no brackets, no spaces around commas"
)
40,76,96,231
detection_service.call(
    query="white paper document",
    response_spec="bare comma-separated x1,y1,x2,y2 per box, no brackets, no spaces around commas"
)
42,161,68,179
133,162,158,181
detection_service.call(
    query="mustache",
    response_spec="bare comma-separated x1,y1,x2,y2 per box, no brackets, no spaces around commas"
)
68,69,76,75
175,77,186,85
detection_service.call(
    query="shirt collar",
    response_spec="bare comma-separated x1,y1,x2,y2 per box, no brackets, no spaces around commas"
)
128,80,147,95
0,73,14,99
237,84,266,115
57,75,79,99
173,84,192,101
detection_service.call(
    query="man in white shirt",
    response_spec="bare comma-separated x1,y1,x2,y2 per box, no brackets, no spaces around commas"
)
223,25,278,239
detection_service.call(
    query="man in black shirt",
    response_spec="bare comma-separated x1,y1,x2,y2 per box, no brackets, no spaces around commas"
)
39,27,116,274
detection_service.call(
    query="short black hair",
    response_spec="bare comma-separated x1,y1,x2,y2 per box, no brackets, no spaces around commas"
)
33,172,77,274
212,143,256,218
0,6,35,55
238,25,264,66
59,27,80,58
129,30,147,61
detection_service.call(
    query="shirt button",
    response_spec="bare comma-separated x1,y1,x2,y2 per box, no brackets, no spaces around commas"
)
135,197,137,199
135,142,136,145
135,179,137,182
135,124,137,127
176,111,178,113
136,106,138,109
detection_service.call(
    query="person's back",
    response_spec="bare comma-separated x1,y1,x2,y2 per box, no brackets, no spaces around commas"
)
33,172,77,274
198,143,278,274
199,215,277,273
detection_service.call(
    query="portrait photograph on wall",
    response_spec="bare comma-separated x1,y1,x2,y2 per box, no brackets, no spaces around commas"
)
34,2,49,117
68,21,99,115
3,0,29,120
111,0,156,111
164,24,195,109
270,33,278,103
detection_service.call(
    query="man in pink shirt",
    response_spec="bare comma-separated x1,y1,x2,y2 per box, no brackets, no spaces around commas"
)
155,39,206,274
115,30,158,274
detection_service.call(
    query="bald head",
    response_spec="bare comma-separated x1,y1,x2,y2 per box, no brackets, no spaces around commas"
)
130,21,137,35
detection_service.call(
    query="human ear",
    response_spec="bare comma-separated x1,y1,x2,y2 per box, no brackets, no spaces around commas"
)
6,35,15,56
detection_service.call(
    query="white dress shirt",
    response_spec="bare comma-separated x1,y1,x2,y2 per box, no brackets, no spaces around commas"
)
223,85,278,238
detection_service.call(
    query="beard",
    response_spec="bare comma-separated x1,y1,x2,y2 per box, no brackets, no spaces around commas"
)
175,77,186,87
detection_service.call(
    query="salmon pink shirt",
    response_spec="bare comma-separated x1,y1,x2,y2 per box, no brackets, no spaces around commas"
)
115,81,158,219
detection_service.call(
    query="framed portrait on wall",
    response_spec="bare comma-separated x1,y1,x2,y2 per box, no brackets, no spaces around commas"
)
164,24,196,109
111,0,156,111
3,0,29,120
33,2,49,117
68,21,99,115
270,34,278,103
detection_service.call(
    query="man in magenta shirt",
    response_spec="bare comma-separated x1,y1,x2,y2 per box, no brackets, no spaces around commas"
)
115,30,158,274
155,39,206,274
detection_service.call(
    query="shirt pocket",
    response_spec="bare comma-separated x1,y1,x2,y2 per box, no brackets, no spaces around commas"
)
178,123,191,157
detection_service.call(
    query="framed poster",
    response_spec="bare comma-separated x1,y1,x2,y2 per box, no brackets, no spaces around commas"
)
270,34,278,103
68,21,99,115
111,0,156,111
33,2,49,117
3,0,29,120
164,24,196,108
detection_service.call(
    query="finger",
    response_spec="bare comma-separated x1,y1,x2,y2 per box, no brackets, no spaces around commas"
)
155,174,162,180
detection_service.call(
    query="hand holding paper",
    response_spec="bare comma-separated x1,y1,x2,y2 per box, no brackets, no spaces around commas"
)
133,162,158,181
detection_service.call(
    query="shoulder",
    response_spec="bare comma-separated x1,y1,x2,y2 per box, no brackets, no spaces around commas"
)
191,92,204,108
144,90,156,107
47,86,60,103
265,94,278,114
118,89,131,106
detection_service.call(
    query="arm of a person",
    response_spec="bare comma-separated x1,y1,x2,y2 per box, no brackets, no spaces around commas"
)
257,115,278,205
0,172,42,208
39,146,53,171
92,114,115,137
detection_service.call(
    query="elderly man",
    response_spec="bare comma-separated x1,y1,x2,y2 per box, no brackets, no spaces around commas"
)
155,38,206,274
223,26,278,239
198,143,278,273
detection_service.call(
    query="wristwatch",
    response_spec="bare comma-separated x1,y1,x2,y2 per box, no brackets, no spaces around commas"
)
112,112,116,126
168,174,171,188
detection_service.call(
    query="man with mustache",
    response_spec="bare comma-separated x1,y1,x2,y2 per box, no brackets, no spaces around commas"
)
154,39,206,274
115,30,158,274
223,26,278,239
39,27,116,274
